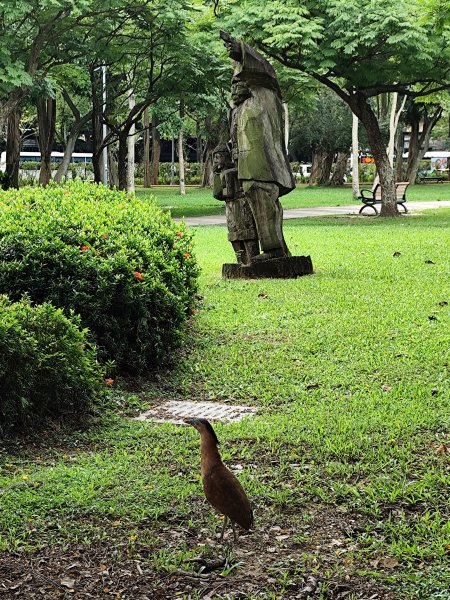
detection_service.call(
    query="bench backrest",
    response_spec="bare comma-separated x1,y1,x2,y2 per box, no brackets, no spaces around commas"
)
373,184,382,200
395,181,409,200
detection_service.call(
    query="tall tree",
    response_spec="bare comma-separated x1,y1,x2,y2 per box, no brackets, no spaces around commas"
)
289,88,352,186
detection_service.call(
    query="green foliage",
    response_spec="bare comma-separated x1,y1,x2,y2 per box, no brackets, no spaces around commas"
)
221,0,450,93
19,161,93,173
136,162,203,185
0,181,200,373
0,171,10,191
290,87,352,158
0,295,102,433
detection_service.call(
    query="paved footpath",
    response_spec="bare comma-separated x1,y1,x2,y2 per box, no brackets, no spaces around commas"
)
180,201,450,226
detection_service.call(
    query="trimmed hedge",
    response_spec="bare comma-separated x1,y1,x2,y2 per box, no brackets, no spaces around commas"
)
0,181,199,374
136,162,203,185
0,295,103,431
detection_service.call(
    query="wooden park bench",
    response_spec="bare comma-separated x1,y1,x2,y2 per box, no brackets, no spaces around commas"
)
359,182,409,215
419,176,445,183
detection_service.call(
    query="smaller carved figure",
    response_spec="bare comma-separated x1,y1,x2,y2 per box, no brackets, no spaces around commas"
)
212,144,259,265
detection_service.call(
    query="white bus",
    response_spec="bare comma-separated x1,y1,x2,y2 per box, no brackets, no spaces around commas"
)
0,151,93,170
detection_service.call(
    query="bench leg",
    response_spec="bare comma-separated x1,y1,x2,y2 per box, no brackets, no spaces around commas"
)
399,202,408,213
359,204,378,215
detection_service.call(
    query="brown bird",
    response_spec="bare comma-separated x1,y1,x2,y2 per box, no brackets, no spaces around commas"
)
186,418,253,542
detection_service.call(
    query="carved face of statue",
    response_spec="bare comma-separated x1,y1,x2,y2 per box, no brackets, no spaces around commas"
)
213,150,230,172
231,81,251,106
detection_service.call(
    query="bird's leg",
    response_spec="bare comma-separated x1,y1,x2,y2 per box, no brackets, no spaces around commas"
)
232,520,238,543
220,515,228,541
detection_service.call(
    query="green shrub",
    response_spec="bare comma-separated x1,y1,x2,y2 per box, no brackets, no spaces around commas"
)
136,162,204,185
0,295,103,432
0,181,200,373
0,171,10,191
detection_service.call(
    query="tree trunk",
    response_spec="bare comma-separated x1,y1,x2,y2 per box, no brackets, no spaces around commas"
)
395,125,404,182
37,97,56,186
283,102,289,153
150,114,160,185
117,131,128,191
196,120,203,164
201,141,214,187
91,67,102,184
309,145,333,185
143,108,151,187
351,113,360,198
372,93,406,189
387,93,407,167
108,144,119,188
126,87,136,193
178,98,186,196
330,150,350,186
54,111,91,182
353,97,398,216
6,106,21,189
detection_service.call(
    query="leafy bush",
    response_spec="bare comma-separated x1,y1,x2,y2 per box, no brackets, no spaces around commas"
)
136,162,203,185
19,161,94,173
0,171,10,191
0,295,103,432
0,181,199,373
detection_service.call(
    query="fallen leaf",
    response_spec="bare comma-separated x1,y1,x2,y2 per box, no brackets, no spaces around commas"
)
431,388,438,396
436,443,450,455
424,259,435,264
428,315,438,321
258,293,269,299
438,301,448,307
380,557,399,569
60,577,75,589
393,251,402,257
381,384,392,392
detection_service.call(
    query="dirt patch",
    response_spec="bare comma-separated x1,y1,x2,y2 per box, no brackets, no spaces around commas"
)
0,505,400,599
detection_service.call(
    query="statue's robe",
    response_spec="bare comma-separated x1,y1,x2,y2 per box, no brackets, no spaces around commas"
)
232,42,295,197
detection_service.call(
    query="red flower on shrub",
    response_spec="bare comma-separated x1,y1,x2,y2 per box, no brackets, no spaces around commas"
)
192,308,198,315
133,271,143,281
176,231,183,237
81,245,90,252
183,252,191,259
104,378,114,385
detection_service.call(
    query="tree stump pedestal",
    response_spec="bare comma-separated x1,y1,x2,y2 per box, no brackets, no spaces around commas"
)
222,255,314,279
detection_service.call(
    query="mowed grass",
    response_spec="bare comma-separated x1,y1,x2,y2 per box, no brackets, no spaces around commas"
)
1,209,450,597
135,183,450,218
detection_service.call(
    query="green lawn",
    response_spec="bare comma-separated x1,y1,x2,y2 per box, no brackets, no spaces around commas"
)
135,183,450,219
1,209,450,598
